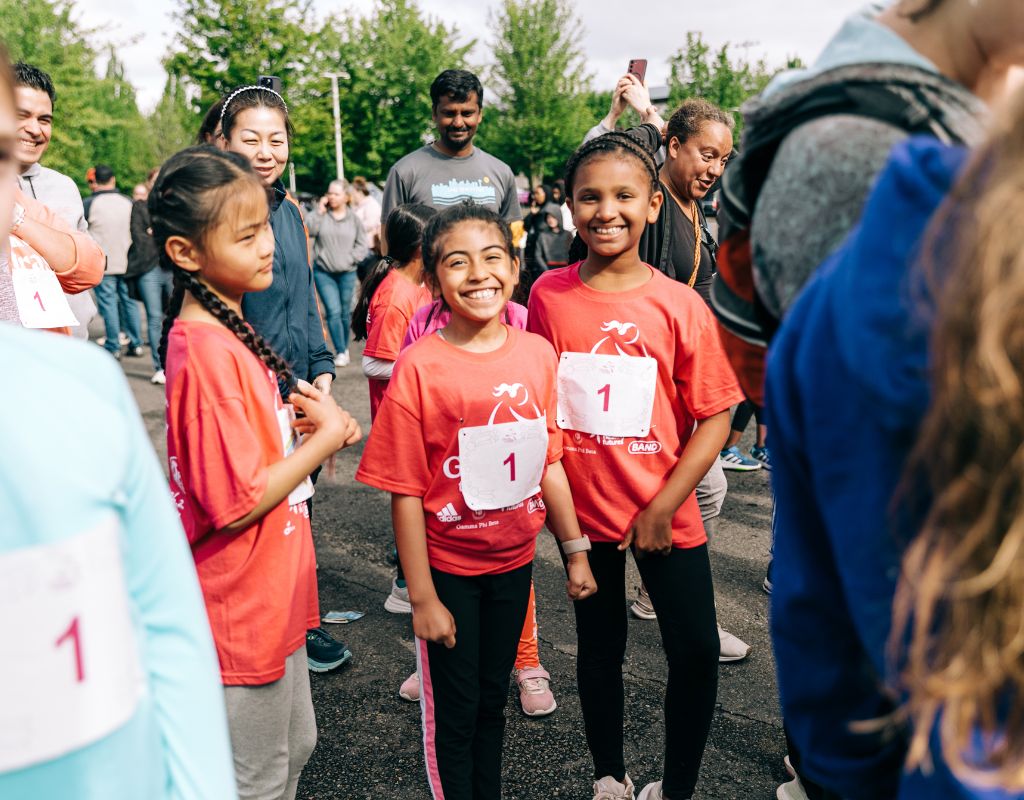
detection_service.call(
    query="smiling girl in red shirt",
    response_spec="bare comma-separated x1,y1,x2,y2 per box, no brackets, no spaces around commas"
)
528,132,743,800
357,203,596,800
152,146,362,799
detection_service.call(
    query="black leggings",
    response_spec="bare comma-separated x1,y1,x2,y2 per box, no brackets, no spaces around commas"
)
566,542,719,799
731,399,763,434
418,563,533,800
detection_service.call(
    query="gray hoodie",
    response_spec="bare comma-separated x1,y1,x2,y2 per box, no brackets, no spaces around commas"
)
749,3,987,319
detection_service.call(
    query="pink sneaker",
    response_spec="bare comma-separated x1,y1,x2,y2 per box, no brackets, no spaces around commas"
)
399,671,419,702
515,667,557,717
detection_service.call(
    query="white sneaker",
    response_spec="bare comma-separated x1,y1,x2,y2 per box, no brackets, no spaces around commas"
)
777,776,809,800
719,625,751,663
399,671,419,702
629,584,657,620
384,578,412,614
151,370,166,385
334,350,350,367
636,782,664,800
593,774,635,800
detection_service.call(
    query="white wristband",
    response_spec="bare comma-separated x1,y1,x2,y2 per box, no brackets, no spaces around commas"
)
561,535,592,556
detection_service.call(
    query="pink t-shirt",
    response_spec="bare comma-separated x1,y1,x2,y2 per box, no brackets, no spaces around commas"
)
402,300,528,350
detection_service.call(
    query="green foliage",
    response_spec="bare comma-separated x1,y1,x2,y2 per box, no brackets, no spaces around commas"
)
478,0,592,184
667,32,804,134
165,0,468,193
0,0,155,188
311,0,471,188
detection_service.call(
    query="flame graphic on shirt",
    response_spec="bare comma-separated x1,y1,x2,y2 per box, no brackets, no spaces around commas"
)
488,382,543,425
591,320,649,357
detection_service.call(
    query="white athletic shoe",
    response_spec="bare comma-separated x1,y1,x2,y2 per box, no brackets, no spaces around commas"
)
334,350,350,367
629,584,657,620
636,782,664,800
399,671,419,702
593,774,635,800
718,625,751,663
150,370,166,385
777,776,810,800
384,578,412,614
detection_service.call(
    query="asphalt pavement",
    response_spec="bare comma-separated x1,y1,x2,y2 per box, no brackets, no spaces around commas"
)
120,334,783,800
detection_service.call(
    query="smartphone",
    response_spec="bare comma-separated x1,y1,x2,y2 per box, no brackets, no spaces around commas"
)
258,75,283,94
627,59,648,84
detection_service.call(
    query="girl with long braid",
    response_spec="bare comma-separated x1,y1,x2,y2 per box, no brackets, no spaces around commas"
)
528,131,743,800
152,146,361,800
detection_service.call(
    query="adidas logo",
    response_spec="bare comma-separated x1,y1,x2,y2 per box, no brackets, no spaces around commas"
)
436,502,462,523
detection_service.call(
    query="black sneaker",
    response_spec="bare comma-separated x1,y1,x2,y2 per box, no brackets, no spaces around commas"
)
306,627,352,672
763,559,774,595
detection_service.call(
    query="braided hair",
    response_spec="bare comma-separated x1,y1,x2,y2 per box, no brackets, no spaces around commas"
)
151,145,294,391
563,130,661,262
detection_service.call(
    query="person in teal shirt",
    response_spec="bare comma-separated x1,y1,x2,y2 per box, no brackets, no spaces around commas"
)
0,320,238,799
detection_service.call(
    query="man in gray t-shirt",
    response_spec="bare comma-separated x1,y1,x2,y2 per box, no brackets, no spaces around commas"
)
381,69,521,224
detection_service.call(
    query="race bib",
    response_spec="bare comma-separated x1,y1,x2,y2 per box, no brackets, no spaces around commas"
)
0,515,145,772
458,416,548,511
557,351,658,437
277,404,315,507
9,235,79,329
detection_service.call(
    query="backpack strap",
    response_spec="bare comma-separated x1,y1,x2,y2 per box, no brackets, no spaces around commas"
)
710,73,967,404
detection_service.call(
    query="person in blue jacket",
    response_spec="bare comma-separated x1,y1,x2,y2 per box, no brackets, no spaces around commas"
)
767,89,1024,798
219,84,353,675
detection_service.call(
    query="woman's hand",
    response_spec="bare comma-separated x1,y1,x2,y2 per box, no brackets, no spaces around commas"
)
566,555,597,601
621,73,652,115
620,501,673,558
289,379,361,450
412,597,456,649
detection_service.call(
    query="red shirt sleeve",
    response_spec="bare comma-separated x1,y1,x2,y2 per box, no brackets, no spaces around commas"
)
356,367,431,497
674,310,745,420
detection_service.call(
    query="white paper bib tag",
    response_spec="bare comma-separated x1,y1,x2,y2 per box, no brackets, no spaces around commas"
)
557,351,658,437
0,515,145,772
277,404,315,507
9,235,79,329
458,416,548,511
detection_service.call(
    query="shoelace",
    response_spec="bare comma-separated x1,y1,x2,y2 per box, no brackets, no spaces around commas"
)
520,677,550,695
592,781,631,800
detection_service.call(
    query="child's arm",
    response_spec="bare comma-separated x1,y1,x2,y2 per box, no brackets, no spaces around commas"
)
621,409,731,557
393,494,456,648
540,461,597,601
222,380,361,532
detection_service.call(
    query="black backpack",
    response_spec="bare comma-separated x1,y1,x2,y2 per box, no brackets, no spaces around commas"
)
710,71,965,405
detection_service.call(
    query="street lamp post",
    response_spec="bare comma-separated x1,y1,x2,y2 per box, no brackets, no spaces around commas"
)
325,73,345,183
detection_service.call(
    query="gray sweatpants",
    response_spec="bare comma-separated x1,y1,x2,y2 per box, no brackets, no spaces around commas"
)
224,644,317,800
696,457,727,539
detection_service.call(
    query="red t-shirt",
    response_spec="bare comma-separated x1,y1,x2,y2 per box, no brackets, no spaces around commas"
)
363,269,431,418
527,263,743,549
165,320,319,685
355,326,562,575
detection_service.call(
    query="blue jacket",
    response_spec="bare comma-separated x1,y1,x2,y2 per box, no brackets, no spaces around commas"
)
766,138,1021,800
243,184,334,385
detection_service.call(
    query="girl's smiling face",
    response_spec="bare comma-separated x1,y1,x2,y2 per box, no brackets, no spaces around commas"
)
225,106,289,187
568,154,662,260
433,220,518,325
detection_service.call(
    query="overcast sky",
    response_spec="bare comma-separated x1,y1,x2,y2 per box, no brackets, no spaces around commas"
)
71,0,872,111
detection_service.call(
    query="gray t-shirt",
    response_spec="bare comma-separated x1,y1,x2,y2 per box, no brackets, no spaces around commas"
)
381,144,522,224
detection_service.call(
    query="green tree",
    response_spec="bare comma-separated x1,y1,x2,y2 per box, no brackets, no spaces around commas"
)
480,0,592,184
1,0,153,188
147,72,196,163
165,0,314,113
313,0,472,187
667,33,804,133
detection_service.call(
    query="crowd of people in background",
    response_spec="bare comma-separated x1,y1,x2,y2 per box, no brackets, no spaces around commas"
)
7,1,1024,799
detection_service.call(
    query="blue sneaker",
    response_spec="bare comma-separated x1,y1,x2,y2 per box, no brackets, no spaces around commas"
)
750,445,771,470
720,446,761,471
306,627,353,673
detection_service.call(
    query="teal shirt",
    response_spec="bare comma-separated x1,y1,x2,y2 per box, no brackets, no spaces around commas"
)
0,325,236,799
